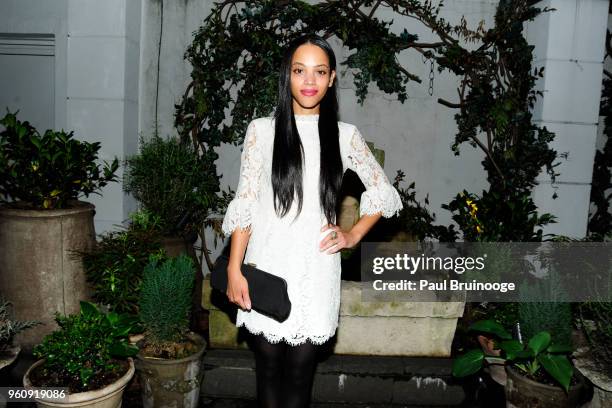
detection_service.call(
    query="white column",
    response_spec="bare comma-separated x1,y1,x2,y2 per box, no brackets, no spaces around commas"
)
526,0,608,239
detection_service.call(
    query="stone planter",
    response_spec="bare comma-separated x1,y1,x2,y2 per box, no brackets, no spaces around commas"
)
22,357,135,408
202,276,464,356
574,346,612,408
0,201,96,352
135,332,206,408
505,365,585,408
0,345,20,371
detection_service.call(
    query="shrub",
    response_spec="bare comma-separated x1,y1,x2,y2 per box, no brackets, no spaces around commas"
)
123,134,219,236
76,213,166,314
0,111,119,209
32,301,138,392
138,254,196,346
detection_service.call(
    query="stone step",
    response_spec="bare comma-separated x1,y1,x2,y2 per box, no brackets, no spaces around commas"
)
202,349,465,406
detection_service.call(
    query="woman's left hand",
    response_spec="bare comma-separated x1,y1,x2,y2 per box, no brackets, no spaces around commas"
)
319,224,359,254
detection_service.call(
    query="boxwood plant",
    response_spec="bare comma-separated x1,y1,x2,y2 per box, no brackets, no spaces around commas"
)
31,301,139,392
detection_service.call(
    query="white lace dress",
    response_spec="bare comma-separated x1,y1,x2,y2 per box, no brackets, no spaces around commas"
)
221,113,403,346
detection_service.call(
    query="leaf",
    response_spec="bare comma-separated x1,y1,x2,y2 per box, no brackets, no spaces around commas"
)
468,320,512,339
499,340,522,355
528,331,551,356
452,349,485,377
537,353,573,392
510,349,535,360
106,311,119,325
80,301,99,318
547,344,573,354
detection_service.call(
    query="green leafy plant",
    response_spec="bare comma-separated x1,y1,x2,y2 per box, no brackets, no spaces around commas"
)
453,320,575,392
32,301,139,392
123,134,219,236
76,214,166,314
0,110,119,209
442,189,557,242
385,169,458,242
0,295,41,352
138,254,196,347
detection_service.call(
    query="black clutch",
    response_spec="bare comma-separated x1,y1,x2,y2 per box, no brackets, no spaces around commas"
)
210,254,292,323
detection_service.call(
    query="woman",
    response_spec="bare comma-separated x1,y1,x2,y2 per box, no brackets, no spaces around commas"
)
221,34,403,408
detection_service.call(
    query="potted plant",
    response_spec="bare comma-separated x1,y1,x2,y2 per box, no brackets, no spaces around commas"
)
453,319,586,408
23,301,139,407
123,134,219,332
0,110,119,351
0,295,40,371
123,134,217,254
76,210,166,314
135,254,206,408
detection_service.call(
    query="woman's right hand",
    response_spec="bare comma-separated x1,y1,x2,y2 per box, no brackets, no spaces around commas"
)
226,268,252,311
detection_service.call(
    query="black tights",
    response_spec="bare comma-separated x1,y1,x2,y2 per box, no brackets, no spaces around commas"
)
250,332,320,408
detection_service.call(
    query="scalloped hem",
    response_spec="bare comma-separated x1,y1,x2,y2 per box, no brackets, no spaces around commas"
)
237,320,336,346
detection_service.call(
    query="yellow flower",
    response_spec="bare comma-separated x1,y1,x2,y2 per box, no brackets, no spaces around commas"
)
476,225,483,233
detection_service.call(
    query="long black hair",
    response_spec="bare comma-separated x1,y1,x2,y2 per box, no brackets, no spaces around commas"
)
272,34,343,225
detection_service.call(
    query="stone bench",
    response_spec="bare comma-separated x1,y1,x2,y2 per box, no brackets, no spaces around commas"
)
202,276,464,357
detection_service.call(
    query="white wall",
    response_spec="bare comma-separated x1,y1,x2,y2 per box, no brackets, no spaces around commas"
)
139,0,214,139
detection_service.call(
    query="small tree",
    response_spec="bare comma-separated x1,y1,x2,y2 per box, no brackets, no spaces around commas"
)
138,254,196,357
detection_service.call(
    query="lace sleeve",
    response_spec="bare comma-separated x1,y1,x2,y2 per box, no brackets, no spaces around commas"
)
346,125,403,218
221,120,264,235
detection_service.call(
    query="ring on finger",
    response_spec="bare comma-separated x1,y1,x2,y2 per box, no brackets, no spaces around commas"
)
330,230,338,240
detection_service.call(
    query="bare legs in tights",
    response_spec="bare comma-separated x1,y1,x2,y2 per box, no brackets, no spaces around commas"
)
250,332,320,408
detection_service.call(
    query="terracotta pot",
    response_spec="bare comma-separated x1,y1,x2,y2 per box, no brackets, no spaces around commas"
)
505,365,586,408
477,334,501,357
0,201,96,352
135,332,206,408
22,357,135,408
